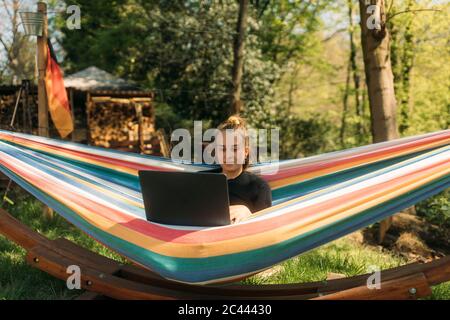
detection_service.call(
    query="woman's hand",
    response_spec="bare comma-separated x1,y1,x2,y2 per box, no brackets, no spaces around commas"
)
229,205,252,224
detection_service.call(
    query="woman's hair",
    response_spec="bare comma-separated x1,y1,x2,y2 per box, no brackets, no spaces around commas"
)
217,114,247,131
217,114,250,170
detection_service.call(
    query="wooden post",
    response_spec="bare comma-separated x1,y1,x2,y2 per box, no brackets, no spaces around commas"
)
86,92,92,145
70,89,76,141
135,103,145,154
36,2,53,219
156,129,170,158
378,216,393,244
37,1,49,138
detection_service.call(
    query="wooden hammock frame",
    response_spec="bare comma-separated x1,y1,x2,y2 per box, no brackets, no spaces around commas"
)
1,207,450,300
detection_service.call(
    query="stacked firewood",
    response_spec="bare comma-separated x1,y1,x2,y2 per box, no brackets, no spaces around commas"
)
87,99,155,149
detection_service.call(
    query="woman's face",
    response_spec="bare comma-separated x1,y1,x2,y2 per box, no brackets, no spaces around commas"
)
216,129,248,172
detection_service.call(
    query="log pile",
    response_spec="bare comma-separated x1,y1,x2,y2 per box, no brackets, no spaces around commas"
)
87,96,165,155
0,86,166,157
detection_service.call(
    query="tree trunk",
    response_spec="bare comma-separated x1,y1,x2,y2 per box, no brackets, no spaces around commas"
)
359,0,399,243
230,0,249,115
348,0,364,141
399,19,413,134
359,0,399,143
340,63,351,147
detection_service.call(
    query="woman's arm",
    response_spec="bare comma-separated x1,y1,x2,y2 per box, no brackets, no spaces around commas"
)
229,205,252,224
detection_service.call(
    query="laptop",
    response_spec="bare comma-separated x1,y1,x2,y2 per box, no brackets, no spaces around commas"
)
138,170,231,227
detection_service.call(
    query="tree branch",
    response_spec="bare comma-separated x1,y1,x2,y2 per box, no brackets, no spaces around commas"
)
387,0,395,16
322,27,347,42
0,36,13,61
1,0,13,21
388,8,441,21
257,0,270,18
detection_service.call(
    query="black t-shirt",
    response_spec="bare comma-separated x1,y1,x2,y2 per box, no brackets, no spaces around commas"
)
202,168,272,213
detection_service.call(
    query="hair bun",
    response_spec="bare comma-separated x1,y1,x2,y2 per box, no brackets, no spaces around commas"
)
228,116,241,125
218,114,247,131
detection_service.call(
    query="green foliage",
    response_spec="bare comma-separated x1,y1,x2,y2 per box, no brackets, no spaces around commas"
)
416,189,450,229
388,0,450,135
154,102,191,135
243,101,335,158
427,282,450,300
416,189,450,250
256,0,327,71
57,0,337,140
58,1,277,125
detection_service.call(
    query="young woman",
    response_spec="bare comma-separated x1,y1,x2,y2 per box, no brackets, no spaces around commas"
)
208,115,272,224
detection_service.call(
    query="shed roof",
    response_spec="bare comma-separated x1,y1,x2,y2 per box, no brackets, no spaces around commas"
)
64,66,140,91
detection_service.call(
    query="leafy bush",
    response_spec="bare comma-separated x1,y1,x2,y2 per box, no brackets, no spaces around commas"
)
416,189,450,229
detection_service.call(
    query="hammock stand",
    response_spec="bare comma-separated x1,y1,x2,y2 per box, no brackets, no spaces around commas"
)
1,207,449,300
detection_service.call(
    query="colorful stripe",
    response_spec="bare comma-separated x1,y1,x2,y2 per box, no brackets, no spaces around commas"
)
0,129,449,284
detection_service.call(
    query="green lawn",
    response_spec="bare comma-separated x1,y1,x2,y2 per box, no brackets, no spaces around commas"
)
1,188,449,300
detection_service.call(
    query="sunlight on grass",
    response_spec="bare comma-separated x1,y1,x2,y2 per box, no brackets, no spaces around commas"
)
244,237,406,285
0,188,123,299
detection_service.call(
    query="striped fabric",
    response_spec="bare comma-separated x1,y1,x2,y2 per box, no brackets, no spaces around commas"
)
0,129,449,284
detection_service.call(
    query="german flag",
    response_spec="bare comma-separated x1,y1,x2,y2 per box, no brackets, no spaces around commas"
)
45,40,73,138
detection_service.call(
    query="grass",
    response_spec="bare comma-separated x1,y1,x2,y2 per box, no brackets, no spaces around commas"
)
243,237,450,300
244,237,405,285
0,187,124,300
1,187,450,300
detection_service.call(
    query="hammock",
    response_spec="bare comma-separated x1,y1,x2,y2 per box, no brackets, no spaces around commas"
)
0,129,449,284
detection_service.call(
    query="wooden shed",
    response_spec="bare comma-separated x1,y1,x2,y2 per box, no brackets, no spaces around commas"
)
0,69,171,188
0,67,168,156
64,66,168,155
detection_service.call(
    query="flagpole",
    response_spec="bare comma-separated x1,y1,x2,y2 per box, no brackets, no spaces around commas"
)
37,1,49,138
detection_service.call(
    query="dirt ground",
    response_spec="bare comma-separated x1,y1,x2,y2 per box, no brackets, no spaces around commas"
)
348,211,450,263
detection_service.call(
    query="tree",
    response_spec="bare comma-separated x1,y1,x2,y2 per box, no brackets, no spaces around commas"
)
59,0,278,126
349,0,364,141
389,0,415,134
359,0,400,144
0,0,36,84
387,0,443,135
359,0,399,242
230,0,249,115
341,0,365,147
359,0,399,143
